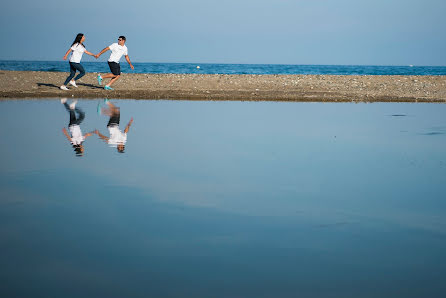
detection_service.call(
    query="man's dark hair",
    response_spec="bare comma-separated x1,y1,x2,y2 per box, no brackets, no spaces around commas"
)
119,36,126,41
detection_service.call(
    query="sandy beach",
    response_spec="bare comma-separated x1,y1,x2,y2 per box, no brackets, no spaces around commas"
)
0,70,445,102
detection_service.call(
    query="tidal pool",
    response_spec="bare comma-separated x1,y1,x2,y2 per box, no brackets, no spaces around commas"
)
1,99,445,298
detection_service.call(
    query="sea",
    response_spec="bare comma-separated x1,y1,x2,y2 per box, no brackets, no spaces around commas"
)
1,60,446,75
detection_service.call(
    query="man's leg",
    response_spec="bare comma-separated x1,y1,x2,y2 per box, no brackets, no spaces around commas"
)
104,62,121,88
101,74,116,79
107,75,120,86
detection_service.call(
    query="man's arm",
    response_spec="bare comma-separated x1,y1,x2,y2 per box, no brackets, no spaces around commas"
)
125,55,134,70
94,130,109,142
95,47,110,59
124,117,133,133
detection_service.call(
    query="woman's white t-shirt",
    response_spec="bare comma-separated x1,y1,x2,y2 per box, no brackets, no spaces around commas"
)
69,124,85,145
69,43,86,63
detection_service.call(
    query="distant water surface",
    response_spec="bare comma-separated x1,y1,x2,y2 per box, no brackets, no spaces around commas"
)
1,99,446,298
1,60,446,75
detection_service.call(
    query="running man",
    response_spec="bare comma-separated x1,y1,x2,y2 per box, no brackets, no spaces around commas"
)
95,36,134,90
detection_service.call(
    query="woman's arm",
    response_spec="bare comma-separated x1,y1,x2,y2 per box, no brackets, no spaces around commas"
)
85,50,96,57
63,48,71,60
62,128,72,142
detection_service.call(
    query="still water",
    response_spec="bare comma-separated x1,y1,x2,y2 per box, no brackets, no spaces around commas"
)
1,99,445,297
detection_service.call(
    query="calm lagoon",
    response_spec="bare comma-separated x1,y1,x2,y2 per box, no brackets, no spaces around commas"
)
1,99,446,297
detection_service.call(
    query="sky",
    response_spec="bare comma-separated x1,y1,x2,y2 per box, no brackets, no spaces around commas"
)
1,0,445,66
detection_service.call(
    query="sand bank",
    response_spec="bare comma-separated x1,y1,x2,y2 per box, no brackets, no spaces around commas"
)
0,70,445,102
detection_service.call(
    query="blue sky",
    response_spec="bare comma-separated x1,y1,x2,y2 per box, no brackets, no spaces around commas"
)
1,0,445,65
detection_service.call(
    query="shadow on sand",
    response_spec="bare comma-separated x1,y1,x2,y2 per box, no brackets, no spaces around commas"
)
37,83,103,89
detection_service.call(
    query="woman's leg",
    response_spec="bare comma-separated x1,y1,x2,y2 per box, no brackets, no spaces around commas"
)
73,108,85,125
63,63,77,86
64,102,77,126
73,63,86,81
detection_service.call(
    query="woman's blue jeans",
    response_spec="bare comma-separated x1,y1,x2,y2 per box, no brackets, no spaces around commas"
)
64,62,85,85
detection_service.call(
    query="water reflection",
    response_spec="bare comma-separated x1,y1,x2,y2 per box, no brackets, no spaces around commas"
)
61,98,94,156
2,100,446,297
94,100,133,153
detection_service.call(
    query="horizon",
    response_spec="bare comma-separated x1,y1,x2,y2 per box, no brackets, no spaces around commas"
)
1,59,445,68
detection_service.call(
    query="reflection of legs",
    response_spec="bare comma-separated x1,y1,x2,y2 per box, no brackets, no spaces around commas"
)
74,108,85,125
101,101,120,116
107,104,120,127
64,102,84,126
64,102,77,126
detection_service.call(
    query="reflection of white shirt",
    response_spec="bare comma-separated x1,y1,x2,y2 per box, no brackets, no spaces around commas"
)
69,43,86,63
107,125,127,147
108,43,128,63
69,124,85,145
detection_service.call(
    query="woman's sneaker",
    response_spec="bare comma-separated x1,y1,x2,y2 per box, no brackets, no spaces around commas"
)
60,85,69,90
69,100,78,110
104,85,113,90
69,80,78,88
97,74,103,85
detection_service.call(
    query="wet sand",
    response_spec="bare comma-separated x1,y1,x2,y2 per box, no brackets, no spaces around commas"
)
0,70,445,102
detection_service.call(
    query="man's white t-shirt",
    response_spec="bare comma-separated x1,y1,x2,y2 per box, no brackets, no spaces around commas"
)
69,43,86,63
107,125,127,147
108,43,128,63
69,124,85,145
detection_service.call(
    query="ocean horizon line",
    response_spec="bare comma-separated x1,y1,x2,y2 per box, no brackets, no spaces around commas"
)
1,59,445,68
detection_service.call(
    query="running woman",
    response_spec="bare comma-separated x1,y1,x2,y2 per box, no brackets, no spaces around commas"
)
95,36,134,90
60,33,96,90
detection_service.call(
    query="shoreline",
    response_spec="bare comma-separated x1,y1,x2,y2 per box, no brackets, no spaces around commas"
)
1,70,445,102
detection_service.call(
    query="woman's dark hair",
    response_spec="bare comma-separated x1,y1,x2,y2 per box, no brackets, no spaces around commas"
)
71,33,85,48
119,36,126,41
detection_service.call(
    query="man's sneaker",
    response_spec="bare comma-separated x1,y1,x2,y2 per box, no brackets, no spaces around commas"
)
69,100,78,110
97,74,103,85
97,102,102,115
60,85,69,90
60,98,67,104
104,85,113,90
69,80,78,88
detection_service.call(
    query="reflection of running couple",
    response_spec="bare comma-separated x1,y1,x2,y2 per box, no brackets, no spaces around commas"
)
61,99,133,155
